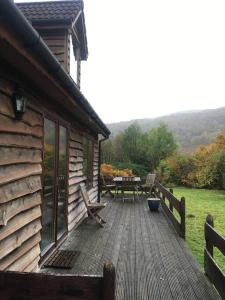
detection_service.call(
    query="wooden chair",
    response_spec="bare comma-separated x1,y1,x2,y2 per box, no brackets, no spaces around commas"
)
100,174,116,198
140,174,156,197
80,184,107,227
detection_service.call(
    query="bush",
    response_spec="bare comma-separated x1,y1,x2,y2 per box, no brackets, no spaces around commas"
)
101,164,133,180
113,162,149,177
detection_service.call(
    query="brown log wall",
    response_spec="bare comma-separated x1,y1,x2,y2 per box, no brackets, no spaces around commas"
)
68,130,99,232
0,84,42,272
0,79,100,270
37,28,70,73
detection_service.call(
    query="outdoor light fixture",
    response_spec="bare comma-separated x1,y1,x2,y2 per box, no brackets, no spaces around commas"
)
12,90,27,120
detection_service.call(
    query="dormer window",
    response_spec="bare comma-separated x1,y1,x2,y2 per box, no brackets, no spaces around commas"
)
17,0,88,90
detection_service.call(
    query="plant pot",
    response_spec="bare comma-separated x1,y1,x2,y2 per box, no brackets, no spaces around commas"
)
147,198,160,211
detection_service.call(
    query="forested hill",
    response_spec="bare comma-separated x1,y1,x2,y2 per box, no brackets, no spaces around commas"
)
107,107,225,152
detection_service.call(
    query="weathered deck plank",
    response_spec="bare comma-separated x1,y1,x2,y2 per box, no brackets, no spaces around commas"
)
42,197,221,300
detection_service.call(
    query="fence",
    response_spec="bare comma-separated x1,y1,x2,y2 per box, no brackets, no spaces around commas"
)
204,214,225,300
154,180,185,239
0,262,115,300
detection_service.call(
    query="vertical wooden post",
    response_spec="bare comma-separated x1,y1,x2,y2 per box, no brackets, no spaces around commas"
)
102,261,115,300
180,197,185,239
169,188,174,212
205,214,214,257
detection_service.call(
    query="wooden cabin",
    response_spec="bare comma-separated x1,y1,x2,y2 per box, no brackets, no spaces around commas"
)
0,0,110,272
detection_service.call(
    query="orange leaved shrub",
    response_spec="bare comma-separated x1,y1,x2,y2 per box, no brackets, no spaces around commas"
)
101,164,133,180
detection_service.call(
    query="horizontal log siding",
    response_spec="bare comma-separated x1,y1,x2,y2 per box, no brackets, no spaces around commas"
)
68,131,99,232
68,130,86,231
37,29,69,73
0,88,42,272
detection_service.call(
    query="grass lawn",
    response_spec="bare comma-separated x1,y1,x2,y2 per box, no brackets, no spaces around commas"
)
173,187,225,273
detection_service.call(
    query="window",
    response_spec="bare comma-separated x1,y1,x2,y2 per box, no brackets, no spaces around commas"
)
83,136,93,189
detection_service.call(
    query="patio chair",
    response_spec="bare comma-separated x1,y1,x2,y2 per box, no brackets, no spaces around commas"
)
140,173,156,197
100,174,116,198
80,184,107,227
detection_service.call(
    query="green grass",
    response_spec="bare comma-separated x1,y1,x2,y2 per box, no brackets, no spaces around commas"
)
173,187,225,273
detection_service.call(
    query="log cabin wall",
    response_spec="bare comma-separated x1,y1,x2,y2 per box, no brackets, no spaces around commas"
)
67,130,99,232
37,28,70,73
0,80,43,272
0,78,101,268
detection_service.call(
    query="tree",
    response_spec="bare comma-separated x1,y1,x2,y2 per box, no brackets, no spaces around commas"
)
146,123,177,170
122,123,144,164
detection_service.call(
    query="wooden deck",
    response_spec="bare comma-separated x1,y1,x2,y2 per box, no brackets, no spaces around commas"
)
42,197,221,300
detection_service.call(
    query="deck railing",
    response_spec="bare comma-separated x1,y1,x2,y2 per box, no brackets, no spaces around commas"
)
153,180,185,239
204,214,225,300
0,262,115,300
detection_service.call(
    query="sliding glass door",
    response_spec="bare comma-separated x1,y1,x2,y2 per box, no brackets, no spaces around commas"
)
41,118,68,253
57,126,67,239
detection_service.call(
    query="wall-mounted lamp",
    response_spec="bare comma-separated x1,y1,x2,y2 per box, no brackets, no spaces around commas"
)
12,91,27,120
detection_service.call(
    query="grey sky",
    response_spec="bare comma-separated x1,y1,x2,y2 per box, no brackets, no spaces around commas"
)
16,0,225,123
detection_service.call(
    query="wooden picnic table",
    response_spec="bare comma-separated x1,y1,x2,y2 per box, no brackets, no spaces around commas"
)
113,176,141,183
113,177,141,201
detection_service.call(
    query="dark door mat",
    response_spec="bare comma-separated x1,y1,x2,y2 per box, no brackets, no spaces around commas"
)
43,250,80,269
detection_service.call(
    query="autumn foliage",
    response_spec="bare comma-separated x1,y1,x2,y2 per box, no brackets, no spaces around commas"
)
157,132,225,189
101,163,133,180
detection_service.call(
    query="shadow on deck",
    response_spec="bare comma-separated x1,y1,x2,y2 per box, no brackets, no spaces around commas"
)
43,197,220,300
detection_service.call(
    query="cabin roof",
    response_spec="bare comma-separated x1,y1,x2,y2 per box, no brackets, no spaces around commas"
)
16,1,82,24
17,0,88,60
1,0,109,137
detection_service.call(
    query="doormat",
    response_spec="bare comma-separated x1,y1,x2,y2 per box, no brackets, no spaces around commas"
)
43,250,80,269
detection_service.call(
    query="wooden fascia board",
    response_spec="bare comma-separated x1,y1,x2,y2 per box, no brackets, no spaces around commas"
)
71,10,82,29
77,13,88,60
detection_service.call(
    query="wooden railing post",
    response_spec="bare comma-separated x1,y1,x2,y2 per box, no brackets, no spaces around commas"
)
169,188,174,212
180,197,185,239
102,261,115,300
205,214,214,257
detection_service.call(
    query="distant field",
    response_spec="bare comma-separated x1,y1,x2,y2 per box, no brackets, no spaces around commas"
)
173,187,225,273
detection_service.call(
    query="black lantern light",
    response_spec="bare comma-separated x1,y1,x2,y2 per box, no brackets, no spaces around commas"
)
12,90,27,120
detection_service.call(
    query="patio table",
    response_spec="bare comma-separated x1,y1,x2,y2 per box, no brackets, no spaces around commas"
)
113,177,141,201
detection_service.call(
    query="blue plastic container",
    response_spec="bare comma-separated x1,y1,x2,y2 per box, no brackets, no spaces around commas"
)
147,198,160,211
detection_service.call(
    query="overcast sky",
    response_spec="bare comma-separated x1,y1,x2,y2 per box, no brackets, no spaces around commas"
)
16,0,225,123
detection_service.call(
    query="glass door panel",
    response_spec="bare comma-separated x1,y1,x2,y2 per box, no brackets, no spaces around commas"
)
57,125,67,239
41,119,56,251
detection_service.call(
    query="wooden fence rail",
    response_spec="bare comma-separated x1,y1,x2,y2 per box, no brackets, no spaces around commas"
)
0,261,115,300
204,214,225,300
154,180,185,239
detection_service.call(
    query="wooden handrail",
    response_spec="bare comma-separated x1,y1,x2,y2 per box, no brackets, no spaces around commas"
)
204,214,225,300
154,180,185,239
0,262,116,300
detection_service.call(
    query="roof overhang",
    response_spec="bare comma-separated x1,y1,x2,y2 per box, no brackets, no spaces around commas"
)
1,0,110,137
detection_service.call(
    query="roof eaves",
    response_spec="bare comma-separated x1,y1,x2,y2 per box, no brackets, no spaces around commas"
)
2,0,110,137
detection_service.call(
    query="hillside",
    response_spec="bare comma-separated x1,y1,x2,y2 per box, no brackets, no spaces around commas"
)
107,107,225,152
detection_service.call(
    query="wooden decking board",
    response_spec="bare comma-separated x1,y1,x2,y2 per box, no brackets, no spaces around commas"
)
139,201,173,300
161,212,219,300
153,216,197,300
89,199,122,274
144,208,186,300
41,197,221,300
176,238,220,300
73,200,114,274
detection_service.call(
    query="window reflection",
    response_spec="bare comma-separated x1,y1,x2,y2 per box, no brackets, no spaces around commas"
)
41,119,56,250
57,126,67,238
